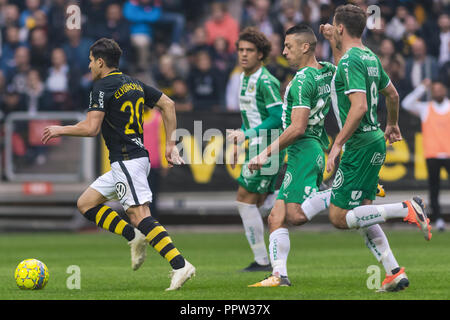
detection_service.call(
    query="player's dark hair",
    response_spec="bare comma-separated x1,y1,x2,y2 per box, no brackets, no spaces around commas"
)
236,27,272,61
334,4,367,38
90,38,122,68
285,24,317,52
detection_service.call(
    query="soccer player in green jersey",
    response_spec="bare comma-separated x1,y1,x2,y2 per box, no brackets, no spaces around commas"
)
301,4,432,292
226,28,285,272
247,24,335,287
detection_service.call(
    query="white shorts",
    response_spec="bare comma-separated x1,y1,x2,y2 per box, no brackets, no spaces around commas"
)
90,157,152,211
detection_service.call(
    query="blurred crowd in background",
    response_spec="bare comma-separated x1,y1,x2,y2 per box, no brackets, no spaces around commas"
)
0,0,448,117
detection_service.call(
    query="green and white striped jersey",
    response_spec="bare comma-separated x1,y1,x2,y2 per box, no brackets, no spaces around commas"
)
331,46,391,149
238,66,282,139
281,61,335,149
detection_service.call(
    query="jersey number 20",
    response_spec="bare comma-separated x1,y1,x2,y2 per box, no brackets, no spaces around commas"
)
120,97,144,135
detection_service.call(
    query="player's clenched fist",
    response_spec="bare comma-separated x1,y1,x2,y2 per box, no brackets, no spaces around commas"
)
319,23,334,40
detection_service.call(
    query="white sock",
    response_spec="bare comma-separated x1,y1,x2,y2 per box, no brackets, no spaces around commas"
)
236,201,269,265
301,189,331,221
359,224,399,275
346,203,409,229
269,227,290,277
258,190,279,217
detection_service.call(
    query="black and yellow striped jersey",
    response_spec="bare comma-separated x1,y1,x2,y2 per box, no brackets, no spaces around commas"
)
88,70,162,163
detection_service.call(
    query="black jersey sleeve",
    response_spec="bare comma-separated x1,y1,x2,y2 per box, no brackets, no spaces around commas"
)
87,81,108,112
140,81,163,107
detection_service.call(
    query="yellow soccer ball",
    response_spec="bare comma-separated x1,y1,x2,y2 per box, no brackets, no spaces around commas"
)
14,259,49,290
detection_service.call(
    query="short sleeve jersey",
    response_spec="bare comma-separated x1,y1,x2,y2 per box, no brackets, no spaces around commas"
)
281,61,336,149
238,66,283,143
88,70,163,163
331,47,390,149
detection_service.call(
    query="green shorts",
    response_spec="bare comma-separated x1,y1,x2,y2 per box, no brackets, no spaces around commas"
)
277,139,325,204
331,137,386,210
237,146,285,195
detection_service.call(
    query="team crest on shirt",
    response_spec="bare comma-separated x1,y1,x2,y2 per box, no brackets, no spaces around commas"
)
115,182,127,200
247,81,256,93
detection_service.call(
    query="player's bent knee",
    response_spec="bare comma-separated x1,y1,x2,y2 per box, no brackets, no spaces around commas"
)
286,214,308,226
76,197,89,215
126,204,151,227
286,204,308,226
268,210,283,230
328,210,347,229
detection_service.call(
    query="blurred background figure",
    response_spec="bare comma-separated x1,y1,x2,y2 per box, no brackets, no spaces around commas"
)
123,0,162,72
47,0,68,47
153,54,178,98
204,2,239,54
24,68,51,114
172,77,193,112
437,13,450,66
385,4,409,42
405,37,439,99
187,49,223,112
45,48,75,111
7,46,31,95
29,27,51,78
1,26,24,76
98,2,132,71
402,79,449,231
241,0,283,38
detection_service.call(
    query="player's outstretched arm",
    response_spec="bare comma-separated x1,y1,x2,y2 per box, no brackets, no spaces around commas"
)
380,82,402,145
41,110,105,144
154,93,184,166
227,105,283,145
248,107,309,172
326,92,367,172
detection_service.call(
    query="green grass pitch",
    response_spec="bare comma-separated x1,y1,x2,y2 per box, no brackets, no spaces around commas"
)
1,228,449,300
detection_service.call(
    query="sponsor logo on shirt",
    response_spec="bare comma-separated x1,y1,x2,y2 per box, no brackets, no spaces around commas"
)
348,190,363,206
360,54,377,61
367,66,379,77
314,71,333,81
370,152,385,166
98,91,105,108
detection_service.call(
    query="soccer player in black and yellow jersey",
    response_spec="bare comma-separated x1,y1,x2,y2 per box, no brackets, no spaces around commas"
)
41,38,195,291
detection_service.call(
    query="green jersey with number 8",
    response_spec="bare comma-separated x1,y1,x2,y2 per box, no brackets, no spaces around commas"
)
331,47,390,149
